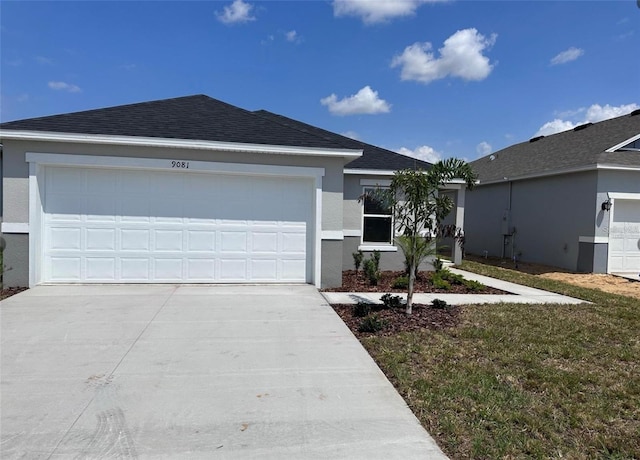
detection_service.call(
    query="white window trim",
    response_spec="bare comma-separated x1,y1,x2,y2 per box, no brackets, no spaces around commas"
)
0,222,29,233
361,185,395,249
26,153,325,288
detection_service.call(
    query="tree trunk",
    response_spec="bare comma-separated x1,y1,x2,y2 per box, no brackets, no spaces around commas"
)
406,260,415,315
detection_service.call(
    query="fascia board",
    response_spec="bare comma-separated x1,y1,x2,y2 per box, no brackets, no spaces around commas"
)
476,163,640,186
0,130,363,159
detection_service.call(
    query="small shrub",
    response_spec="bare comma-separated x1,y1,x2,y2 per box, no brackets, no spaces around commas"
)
431,273,451,290
352,250,364,272
363,258,380,286
431,298,448,309
433,257,444,272
380,293,403,309
392,275,409,289
439,269,465,285
353,301,372,317
372,250,381,269
463,279,486,291
358,314,386,333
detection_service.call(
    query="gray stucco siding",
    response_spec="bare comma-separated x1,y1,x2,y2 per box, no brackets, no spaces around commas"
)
1,233,28,288
465,182,511,258
466,172,598,271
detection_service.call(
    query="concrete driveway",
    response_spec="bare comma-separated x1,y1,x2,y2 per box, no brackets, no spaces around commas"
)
1,285,446,459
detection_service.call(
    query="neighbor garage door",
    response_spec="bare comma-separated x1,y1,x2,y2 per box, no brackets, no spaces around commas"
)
609,199,640,273
42,166,313,283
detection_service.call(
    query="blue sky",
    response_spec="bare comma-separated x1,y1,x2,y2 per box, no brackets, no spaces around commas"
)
1,1,638,162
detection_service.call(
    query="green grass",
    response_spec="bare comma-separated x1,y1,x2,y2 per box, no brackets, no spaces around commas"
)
361,260,640,459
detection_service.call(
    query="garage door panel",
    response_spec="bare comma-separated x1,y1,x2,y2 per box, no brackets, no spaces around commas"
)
50,228,81,250
121,229,150,251
281,260,306,281
50,257,81,280
220,232,247,252
252,232,278,252
48,194,83,220
86,228,116,251
154,230,183,251
120,258,150,280
219,259,247,280
86,258,116,280
187,259,216,279
154,259,183,280
610,199,640,273
187,231,216,252
43,166,312,283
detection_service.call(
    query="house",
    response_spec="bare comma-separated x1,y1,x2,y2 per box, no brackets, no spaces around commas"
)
465,110,640,276
0,95,468,288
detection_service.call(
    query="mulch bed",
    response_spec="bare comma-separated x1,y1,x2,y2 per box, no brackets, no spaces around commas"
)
0,287,28,301
324,270,507,294
332,303,461,337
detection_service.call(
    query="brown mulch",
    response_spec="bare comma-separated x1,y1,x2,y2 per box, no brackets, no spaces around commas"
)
0,287,28,301
332,302,461,338
323,270,507,294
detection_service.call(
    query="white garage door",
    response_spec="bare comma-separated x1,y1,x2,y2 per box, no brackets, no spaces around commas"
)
43,166,313,283
609,199,640,273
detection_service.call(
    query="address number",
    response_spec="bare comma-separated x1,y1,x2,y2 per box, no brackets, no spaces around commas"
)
171,161,189,169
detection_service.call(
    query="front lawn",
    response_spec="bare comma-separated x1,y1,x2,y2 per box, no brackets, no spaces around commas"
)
356,261,639,458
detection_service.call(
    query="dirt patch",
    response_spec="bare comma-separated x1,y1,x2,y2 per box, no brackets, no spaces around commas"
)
323,270,507,295
0,287,28,301
332,303,461,338
466,255,640,300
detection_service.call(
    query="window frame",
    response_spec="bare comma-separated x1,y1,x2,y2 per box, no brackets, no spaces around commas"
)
360,185,395,250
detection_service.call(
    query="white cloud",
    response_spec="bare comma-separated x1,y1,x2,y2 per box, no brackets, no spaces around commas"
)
285,30,299,42
534,103,639,136
48,81,82,93
397,145,443,163
342,130,360,140
391,28,497,84
476,141,492,156
216,0,255,24
332,0,443,24
550,47,584,65
321,86,391,116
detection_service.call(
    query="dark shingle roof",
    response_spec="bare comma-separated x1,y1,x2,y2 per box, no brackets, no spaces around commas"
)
0,95,348,150
471,112,640,183
253,110,432,171
0,95,432,171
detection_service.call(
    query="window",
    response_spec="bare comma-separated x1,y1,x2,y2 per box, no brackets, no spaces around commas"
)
362,187,393,244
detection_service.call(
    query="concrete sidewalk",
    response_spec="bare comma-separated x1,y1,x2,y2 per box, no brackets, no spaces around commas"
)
321,267,587,305
1,285,447,459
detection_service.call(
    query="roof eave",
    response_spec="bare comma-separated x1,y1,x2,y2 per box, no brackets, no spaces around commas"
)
0,129,363,159
476,163,640,185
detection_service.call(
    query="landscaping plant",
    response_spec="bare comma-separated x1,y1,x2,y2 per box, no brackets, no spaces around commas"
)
361,161,476,314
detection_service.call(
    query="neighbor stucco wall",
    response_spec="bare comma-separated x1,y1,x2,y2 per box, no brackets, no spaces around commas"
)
465,182,511,258
466,171,598,271
0,138,348,287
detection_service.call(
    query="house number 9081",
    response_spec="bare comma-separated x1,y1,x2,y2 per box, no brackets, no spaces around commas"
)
171,161,189,169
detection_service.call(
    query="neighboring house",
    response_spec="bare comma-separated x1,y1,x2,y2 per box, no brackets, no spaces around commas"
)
0,95,468,288
465,110,640,276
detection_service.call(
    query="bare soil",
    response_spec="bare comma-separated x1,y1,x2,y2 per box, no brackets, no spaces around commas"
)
323,270,507,294
331,303,461,338
0,287,27,301
466,255,640,300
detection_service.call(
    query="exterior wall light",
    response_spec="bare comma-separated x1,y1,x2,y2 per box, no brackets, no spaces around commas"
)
601,198,612,212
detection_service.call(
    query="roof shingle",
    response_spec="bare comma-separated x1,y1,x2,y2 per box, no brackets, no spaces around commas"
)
0,94,432,171
470,112,640,183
